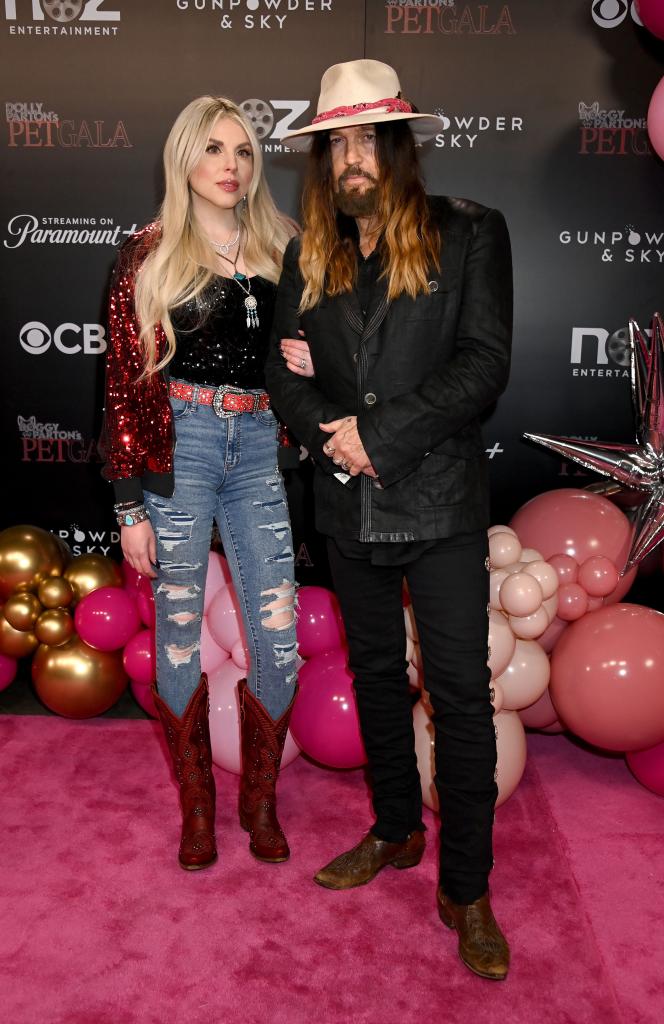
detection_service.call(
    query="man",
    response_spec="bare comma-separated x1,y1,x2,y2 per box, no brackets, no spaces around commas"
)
265,59,512,980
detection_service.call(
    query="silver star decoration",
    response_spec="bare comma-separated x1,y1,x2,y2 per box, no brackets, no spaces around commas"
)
524,313,664,572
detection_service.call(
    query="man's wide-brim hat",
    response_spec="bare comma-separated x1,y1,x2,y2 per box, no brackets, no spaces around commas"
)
283,59,442,150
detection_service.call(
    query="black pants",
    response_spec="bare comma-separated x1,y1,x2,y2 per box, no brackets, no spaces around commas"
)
327,531,497,905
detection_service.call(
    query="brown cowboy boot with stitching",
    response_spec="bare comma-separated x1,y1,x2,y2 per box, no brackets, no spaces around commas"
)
238,678,296,863
437,887,510,980
314,830,426,890
152,675,218,871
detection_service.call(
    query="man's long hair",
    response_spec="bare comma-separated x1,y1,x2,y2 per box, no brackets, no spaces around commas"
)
298,121,440,312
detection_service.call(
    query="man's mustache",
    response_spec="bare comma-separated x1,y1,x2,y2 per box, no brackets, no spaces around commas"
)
339,166,378,185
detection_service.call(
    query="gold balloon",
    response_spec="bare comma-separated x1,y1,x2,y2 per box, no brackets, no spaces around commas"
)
32,636,127,718
38,576,74,609
3,592,42,632
0,525,66,600
64,553,123,602
34,608,74,647
0,610,38,658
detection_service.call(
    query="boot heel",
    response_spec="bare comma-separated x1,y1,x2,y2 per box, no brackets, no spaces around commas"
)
437,899,456,930
392,850,424,870
238,811,250,832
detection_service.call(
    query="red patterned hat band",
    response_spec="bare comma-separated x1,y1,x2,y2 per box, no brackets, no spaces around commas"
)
311,97,413,125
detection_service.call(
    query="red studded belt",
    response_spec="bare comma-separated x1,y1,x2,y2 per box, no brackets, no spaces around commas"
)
169,380,271,418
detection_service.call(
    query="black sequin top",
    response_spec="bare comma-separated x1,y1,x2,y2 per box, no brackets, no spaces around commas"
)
169,274,277,389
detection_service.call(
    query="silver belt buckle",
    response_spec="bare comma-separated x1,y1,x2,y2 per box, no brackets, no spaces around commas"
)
212,384,243,419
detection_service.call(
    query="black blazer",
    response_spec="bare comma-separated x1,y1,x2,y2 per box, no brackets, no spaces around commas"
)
265,196,513,542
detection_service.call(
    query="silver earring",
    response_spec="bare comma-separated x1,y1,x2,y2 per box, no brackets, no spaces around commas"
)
242,194,248,208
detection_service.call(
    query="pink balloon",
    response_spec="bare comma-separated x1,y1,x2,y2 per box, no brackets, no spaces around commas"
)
488,531,522,569
490,680,504,716
524,560,559,600
203,551,233,613
122,558,140,591
208,662,299,774
519,687,559,730
626,740,664,797
637,1,664,41
200,616,229,674
489,567,509,610
550,604,664,751
0,653,17,691
541,595,559,623
578,555,619,598
130,678,158,718
122,628,155,686
487,524,517,538
548,553,578,585
538,615,568,654
519,547,543,562
296,586,345,657
74,586,141,651
499,572,543,617
404,604,419,642
494,710,527,807
557,583,589,622
136,577,155,629
231,638,249,670
488,609,516,678
508,606,549,640
587,596,604,611
207,583,244,652
290,648,366,769
495,639,550,711
540,720,565,734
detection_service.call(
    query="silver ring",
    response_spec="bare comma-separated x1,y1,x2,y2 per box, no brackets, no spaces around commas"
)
324,442,335,456
299,358,306,369
341,460,350,471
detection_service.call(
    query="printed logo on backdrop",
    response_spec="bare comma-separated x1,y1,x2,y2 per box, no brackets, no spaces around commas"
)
4,214,137,249
385,2,516,35
174,0,334,32
5,102,131,148
433,108,523,150
560,226,664,265
18,416,103,467
577,100,649,156
56,525,119,556
19,321,106,355
590,0,642,29
569,326,632,379
238,99,310,152
4,0,121,36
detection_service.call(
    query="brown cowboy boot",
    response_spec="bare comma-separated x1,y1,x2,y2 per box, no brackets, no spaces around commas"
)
314,830,426,890
238,678,297,863
152,675,218,871
437,888,510,980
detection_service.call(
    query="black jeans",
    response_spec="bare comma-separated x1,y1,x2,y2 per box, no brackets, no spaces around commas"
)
327,531,497,905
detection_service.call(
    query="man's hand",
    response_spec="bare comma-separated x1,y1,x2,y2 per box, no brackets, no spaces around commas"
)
319,416,378,477
121,520,158,578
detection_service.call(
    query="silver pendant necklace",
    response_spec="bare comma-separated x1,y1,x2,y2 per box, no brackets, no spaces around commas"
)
218,244,259,329
209,223,240,256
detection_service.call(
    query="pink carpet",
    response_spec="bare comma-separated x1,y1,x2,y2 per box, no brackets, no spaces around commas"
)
1,717,662,1024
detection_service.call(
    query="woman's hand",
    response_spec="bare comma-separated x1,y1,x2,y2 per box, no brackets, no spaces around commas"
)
121,520,158,578
280,330,314,377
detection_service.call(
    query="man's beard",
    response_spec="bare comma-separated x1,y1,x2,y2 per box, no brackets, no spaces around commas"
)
333,168,379,218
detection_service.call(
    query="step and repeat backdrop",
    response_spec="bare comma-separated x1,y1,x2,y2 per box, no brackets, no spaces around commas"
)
2,0,663,584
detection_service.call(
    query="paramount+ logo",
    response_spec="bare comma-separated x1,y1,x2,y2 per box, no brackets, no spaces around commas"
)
19,321,106,355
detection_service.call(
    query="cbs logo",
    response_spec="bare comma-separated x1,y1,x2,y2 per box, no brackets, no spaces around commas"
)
591,1,643,28
20,321,107,355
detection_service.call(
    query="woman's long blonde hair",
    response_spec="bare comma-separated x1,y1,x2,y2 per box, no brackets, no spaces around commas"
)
134,96,290,376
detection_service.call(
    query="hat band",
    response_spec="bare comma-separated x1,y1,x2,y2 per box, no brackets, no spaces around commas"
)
311,97,413,126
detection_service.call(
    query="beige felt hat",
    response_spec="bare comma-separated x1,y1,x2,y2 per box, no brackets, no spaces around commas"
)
283,59,442,151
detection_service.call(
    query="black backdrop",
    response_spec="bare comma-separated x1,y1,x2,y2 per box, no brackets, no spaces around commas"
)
3,0,663,584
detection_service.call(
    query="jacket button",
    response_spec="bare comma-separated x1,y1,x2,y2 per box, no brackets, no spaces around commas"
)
364,392,377,406
352,352,358,363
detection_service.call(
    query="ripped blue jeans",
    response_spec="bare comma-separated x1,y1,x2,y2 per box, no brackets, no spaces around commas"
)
143,394,298,720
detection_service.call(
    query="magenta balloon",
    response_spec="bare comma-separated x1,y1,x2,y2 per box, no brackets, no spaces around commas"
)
0,652,17,691
550,604,664,751
136,577,155,628
510,488,632,567
122,558,140,591
207,583,244,652
122,628,155,686
130,678,158,718
295,586,345,658
290,648,366,768
637,1,664,40
203,551,233,613
578,555,619,597
556,583,589,622
626,740,664,797
74,586,141,651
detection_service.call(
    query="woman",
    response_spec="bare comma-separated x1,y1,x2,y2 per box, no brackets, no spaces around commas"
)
101,96,301,872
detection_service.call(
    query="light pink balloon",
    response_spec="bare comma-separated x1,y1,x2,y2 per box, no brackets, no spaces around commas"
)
208,662,299,774
489,532,522,569
548,553,579,585
490,680,504,716
578,555,619,598
203,552,233,613
231,638,249,671
518,687,559,730
487,524,517,538
74,586,141,652
524,560,559,600
413,699,438,811
130,678,158,718
538,615,568,654
504,561,527,575
200,616,230,674
542,595,559,623
495,638,550,711
508,606,549,640
406,660,421,690
411,641,423,672
495,710,527,807
519,547,543,562
488,609,516,678
0,653,17,691
296,586,345,657
557,583,589,622
289,649,366,769
122,628,155,686
489,567,510,610
404,604,419,642
405,636,415,663
499,572,543,617
626,739,664,796
638,1,664,42
207,583,244,653
550,603,664,751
